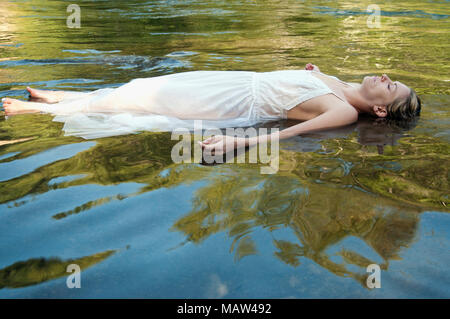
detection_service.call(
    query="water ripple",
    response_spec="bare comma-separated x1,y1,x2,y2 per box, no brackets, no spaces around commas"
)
313,6,449,19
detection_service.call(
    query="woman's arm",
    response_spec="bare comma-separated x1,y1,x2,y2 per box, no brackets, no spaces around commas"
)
199,106,358,155
247,106,358,147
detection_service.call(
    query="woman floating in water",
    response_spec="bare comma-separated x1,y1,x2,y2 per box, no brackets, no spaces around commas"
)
2,63,421,154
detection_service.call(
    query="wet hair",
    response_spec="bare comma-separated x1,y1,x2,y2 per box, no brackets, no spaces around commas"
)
386,88,422,120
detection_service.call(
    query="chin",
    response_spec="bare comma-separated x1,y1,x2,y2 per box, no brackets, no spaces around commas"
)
361,76,367,85
364,76,375,89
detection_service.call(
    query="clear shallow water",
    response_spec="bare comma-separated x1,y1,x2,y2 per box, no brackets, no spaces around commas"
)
0,0,449,298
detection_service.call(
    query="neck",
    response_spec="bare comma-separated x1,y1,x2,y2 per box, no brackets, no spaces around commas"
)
341,84,374,115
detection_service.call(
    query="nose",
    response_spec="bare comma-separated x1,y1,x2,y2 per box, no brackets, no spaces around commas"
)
381,74,391,82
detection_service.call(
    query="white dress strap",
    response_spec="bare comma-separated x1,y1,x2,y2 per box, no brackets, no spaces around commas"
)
309,70,351,104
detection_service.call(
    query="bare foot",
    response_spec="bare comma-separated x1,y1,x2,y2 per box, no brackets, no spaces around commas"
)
27,87,65,103
2,97,42,115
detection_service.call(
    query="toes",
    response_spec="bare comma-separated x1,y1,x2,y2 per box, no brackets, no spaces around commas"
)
2,99,10,115
27,87,44,99
27,87,38,96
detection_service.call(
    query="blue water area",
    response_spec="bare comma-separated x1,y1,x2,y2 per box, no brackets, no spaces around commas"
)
1,183,448,298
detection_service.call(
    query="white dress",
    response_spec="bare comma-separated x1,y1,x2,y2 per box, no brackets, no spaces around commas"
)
35,70,348,139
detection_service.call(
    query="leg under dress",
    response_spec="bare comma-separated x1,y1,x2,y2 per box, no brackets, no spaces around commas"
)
33,70,343,139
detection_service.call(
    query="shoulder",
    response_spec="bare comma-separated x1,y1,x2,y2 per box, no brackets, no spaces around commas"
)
316,93,355,110
319,94,359,119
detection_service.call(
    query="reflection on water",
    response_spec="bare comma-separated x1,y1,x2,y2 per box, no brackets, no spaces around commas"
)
0,0,448,298
0,250,115,289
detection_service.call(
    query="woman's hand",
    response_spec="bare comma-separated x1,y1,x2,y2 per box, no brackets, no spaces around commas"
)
305,63,320,72
198,134,247,156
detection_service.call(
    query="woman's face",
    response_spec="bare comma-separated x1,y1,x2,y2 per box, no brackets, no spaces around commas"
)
361,74,410,109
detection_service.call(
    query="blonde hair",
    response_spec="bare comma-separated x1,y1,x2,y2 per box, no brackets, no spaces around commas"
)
386,88,422,120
